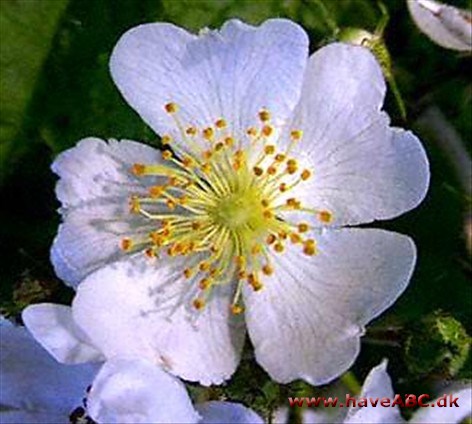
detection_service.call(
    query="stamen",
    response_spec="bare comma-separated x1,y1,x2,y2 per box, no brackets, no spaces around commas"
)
303,239,317,256
215,118,227,129
193,298,205,310
259,109,271,122
120,238,133,251
164,102,179,114
318,210,333,223
120,108,319,311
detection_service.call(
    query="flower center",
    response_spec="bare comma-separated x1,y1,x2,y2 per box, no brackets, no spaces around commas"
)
121,104,333,314
212,186,265,231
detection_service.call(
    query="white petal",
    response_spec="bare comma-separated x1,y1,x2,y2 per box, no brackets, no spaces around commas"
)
51,137,165,286
408,0,472,51
0,323,99,414
110,19,308,154
22,304,103,364
243,228,416,385
285,43,429,227
72,256,245,385
52,138,161,208
344,360,404,423
302,409,336,424
196,401,264,424
87,358,199,424
410,387,472,423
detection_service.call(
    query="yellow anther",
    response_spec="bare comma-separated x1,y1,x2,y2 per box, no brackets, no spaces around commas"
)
301,169,311,181
303,239,317,256
278,231,288,240
234,150,245,159
201,163,211,174
274,242,284,253
162,150,172,160
262,125,273,137
286,198,298,208
275,153,286,162
182,156,194,168
267,166,277,176
186,126,197,136
250,279,264,291
120,238,133,251
166,199,176,210
279,183,287,192
290,129,303,140
264,145,276,155
297,223,309,233
253,166,263,177
235,256,246,270
199,261,210,272
246,127,258,137
290,233,302,244
262,264,274,276
261,199,269,208
131,163,146,176
184,268,193,279
263,210,273,219
215,118,227,129
161,135,172,145
164,102,178,114
150,231,163,246
178,195,188,205
149,185,165,198
231,304,244,315
237,270,247,280
318,210,333,224
266,234,276,245
193,298,205,310
191,221,202,230
224,136,234,147
259,109,271,122
129,196,140,214
203,127,214,140
168,176,179,186
214,142,224,152
232,160,242,171
251,244,262,255
287,158,298,174
199,278,211,290
202,150,213,160
144,248,156,258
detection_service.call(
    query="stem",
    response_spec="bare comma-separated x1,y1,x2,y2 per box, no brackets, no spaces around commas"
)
340,371,362,395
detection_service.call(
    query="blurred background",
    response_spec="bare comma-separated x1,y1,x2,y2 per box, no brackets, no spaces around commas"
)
0,0,470,420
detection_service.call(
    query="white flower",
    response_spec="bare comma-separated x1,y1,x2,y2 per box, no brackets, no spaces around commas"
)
0,319,99,424
47,19,429,385
407,0,472,51
301,360,472,424
86,357,263,424
1,317,262,424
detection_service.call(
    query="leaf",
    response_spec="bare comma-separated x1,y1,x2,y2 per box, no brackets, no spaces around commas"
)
0,0,69,183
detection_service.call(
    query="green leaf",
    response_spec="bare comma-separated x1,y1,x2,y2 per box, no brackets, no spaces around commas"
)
0,0,69,183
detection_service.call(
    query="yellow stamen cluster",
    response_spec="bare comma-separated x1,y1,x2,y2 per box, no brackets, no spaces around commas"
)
120,104,333,314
